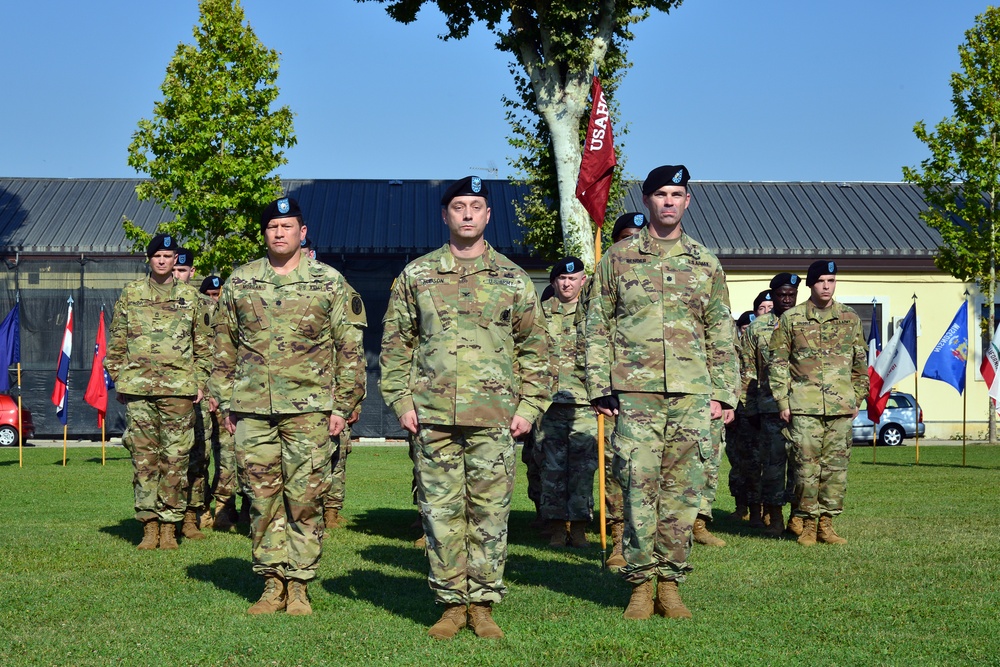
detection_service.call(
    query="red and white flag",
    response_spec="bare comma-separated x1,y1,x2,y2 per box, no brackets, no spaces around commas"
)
51,297,74,426
869,304,917,423
84,308,109,427
979,321,1000,405
575,75,616,227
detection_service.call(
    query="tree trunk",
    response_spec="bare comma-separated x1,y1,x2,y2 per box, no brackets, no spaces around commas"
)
545,107,594,268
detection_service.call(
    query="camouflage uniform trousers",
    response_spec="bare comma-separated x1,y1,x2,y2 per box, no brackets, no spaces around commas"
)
612,392,710,584
520,425,542,509
538,404,598,522
788,414,852,518
123,396,196,524
603,415,624,525
211,411,238,504
758,414,790,506
725,412,759,505
187,399,212,511
324,427,352,512
697,417,725,518
413,425,515,605
234,412,333,582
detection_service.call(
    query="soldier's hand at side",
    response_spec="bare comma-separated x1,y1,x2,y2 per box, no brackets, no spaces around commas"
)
779,409,791,423
224,413,238,435
722,408,735,425
330,414,347,437
347,409,361,426
194,389,204,404
208,397,219,413
710,400,723,420
399,410,419,434
591,395,619,417
510,415,531,439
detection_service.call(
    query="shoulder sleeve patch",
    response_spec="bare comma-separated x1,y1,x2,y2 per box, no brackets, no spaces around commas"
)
348,292,367,325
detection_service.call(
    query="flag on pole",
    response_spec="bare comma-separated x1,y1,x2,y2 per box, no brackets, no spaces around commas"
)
84,309,111,427
979,321,1000,406
575,74,616,227
0,301,19,392
868,304,917,423
921,301,968,395
868,302,889,422
51,297,74,426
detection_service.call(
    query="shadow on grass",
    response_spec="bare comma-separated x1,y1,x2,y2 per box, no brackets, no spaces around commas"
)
187,557,259,602
350,507,423,541
85,454,131,464
99,518,143,545
321,568,437,626
859,461,994,470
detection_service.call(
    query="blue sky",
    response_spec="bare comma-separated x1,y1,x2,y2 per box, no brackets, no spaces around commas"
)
0,1,990,183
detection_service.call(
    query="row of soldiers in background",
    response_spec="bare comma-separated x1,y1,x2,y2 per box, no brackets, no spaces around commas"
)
105,195,368,617
726,263,868,546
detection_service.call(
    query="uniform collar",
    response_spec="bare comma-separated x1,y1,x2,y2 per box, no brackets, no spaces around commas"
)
805,299,841,321
636,226,697,258
436,241,499,274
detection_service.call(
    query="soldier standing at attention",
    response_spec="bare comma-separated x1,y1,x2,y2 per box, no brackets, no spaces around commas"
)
171,248,213,539
106,234,211,551
539,256,597,549
380,176,551,640
585,165,739,620
768,261,868,546
210,196,367,615
743,273,801,536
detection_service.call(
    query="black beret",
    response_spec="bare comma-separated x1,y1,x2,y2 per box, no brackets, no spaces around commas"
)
736,311,755,328
175,247,194,267
753,290,772,312
199,275,222,294
769,272,801,291
549,256,585,282
441,176,489,206
611,212,646,242
806,260,837,287
260,196,303,232
642,165,690,196
146,233,176,258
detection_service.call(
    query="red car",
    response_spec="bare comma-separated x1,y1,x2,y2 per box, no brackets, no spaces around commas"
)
0,394,34,446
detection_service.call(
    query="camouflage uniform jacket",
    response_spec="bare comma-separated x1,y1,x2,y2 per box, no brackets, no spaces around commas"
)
767,299,868,416
742,312,783,415
584,228,739,407
379,242,552,428
541,296,587,406
209,256,367,417
105,277,212,396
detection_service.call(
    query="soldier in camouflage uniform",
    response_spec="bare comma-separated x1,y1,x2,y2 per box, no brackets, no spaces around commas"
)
586,166,739,621
726,310,757,523
744,273,802,537
538,256,598,549
106,233,212,551
768,260,868,546
170,248,213,539
210,196,367,615
380,176,551,640
323,410,358,532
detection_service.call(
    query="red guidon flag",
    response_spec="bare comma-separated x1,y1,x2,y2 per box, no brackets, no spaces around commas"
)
575,75,616,227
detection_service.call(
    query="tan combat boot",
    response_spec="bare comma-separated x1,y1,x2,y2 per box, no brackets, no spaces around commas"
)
762,505,785,538
199,506,214,530
748,504,765,529
428,604,468,639
817,515,847,545
468,602,504,639
159,522,179,550
324,507,341,533
285,580,312,615
248,576,286,615
797,517,818,546
623,579,654,620
413,534,427,548
605,523,627,570
181,510,206,541
213,499,235,531
693,517,726,547
137,520,159,550
786,515,804,536
548,521,568,547
733,503,750,522
654,578,692,619
568,521,589,548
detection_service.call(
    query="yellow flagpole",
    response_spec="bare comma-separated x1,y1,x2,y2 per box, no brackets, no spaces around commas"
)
595,224,607,558
101,417,106,466
62,425,67,466
913,294,919,465
17,362,23,468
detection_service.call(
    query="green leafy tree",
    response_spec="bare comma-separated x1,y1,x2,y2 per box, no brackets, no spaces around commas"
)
126,0,296,278
359,0,683,268
903,6,1000,441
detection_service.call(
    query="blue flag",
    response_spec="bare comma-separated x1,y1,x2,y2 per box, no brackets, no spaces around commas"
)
921,301,968,394
0,302,20,392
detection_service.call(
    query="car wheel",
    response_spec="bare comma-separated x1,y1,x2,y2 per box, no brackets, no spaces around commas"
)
0,425,17,446
879,424,905,447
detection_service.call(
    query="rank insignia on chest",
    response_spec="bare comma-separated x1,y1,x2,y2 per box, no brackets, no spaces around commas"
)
664,275,675,284
500,308,511,323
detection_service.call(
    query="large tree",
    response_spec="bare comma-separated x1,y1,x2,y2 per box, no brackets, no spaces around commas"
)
126,0,296,278
359,1,682,268
903,6,1000,441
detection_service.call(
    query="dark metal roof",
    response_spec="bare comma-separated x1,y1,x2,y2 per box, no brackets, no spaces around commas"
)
1,178,942,263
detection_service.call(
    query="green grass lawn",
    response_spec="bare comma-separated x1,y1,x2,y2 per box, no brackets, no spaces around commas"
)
1,444,998,667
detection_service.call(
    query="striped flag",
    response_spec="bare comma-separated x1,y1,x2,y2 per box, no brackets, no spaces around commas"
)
980,321,1000,406
51,297,74,426
0,301,19,392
